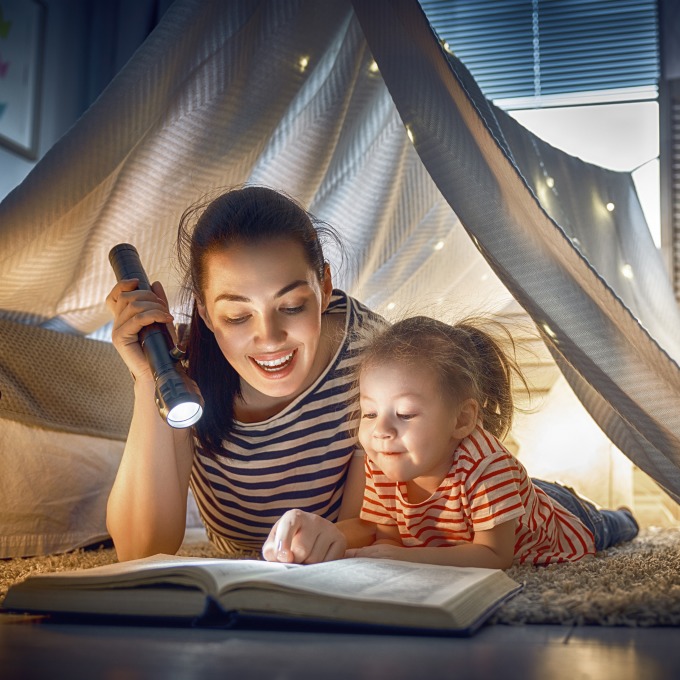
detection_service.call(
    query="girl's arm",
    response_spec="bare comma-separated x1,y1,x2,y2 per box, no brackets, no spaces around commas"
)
346,519,517,570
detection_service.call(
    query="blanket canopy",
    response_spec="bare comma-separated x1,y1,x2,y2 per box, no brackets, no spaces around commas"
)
1,0,679,553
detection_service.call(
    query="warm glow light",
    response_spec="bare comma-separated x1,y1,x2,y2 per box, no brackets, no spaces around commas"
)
606,202,615,212
386,302,396,311
298,56,309,72
406,126,415,143
443,41,452,53
480,273,489,282
369,60,379,74
434,240,445,251
546,176,555,188
621,263,634,279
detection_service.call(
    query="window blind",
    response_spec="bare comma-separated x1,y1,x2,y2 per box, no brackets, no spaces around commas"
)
419,0,659,108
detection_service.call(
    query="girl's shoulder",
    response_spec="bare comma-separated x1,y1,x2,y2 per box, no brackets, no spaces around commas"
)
456,426,515,466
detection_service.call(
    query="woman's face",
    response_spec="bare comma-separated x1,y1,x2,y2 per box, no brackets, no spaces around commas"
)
196,238,333,401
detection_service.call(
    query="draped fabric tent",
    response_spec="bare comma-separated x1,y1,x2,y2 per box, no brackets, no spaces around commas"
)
1,0,678,556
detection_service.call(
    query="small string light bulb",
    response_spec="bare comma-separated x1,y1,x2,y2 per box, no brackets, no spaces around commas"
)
434,240,444,251
298,56,309,72
541,323,557,339
546,177,555,188
606,202,615,212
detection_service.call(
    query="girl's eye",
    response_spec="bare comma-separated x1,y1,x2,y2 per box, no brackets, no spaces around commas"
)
282,305,305,315
398,413,416,420
361,412,376,419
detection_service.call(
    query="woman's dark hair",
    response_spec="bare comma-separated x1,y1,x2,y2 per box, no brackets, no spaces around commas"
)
357,316,529,440
176,185,341,454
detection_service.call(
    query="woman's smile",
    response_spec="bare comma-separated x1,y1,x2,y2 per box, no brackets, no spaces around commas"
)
250,349,298,376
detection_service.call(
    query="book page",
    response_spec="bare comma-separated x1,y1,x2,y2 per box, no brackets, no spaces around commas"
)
222,558,506,606
10,554,294,597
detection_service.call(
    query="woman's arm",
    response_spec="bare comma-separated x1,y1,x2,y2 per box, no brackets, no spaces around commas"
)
335,454,376,549
346,520,517,570
262,455,377,563
106,379,194,561
105,279,194,561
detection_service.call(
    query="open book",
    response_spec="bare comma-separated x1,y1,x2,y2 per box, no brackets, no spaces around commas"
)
2,554,522,635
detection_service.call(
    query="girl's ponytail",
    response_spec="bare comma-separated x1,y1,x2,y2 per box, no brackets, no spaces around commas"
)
457,324,521,439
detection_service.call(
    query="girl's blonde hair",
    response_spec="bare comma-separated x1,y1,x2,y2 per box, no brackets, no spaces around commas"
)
357,316,529,440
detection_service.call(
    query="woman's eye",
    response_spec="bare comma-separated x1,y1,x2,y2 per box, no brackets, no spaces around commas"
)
225,315,250,325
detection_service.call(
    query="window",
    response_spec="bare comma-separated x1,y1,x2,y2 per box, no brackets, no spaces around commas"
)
419,0,659,109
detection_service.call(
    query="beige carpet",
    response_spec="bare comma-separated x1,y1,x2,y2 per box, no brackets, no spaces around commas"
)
1,528,679,627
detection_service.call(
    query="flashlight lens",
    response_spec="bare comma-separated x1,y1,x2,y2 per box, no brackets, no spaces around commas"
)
167,401,203,428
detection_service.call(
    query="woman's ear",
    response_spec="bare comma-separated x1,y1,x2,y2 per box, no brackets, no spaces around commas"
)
321,263,333,312
196,298,214,332
451,398,480,439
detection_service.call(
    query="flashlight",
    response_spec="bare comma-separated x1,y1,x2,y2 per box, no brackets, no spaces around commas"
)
109,243,204,428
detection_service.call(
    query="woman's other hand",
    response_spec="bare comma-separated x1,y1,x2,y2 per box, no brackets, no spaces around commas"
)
262,509,347,564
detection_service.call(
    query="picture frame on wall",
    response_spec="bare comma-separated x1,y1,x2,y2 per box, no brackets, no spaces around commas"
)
0,0,45,160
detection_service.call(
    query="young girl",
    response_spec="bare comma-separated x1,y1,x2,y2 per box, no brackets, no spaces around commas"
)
265,315,638,568
106,186,384,561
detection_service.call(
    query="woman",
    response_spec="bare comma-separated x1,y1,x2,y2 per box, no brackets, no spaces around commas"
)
106,186,383,561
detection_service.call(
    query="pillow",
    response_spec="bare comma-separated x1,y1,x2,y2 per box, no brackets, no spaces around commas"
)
0,417,123,557
0,319,202,557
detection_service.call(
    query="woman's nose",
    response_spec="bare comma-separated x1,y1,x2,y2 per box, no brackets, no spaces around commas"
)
255,312,286,346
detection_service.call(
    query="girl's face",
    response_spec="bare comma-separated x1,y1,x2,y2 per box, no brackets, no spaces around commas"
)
358,362,476,496
197,238,333,402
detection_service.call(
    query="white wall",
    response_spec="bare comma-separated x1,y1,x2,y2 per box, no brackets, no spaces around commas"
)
0,0,170,202
1,1,91,200
510,101,660,247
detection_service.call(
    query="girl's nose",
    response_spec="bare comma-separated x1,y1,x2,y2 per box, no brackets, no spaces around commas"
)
373,415,396,439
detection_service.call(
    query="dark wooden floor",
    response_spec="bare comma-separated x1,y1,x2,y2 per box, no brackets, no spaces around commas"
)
1,615,679,680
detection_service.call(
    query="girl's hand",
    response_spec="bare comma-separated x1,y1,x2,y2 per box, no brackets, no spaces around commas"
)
106,279,176,381
262,509,347,564
345,540,404,560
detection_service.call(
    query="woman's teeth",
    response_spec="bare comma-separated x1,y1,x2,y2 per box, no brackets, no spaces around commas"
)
254,351,295,371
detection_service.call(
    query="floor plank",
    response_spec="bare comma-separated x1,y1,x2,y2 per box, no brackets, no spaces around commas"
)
2,616,679,680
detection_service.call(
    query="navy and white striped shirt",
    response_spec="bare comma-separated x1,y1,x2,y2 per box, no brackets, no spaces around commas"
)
190,291,384,553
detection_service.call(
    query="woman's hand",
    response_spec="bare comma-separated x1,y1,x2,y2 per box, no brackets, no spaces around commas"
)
262,509,347,564
106,279,176,381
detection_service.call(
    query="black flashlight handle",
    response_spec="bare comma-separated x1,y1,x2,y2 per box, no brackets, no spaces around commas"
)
108,244,176,380
108,243,155,293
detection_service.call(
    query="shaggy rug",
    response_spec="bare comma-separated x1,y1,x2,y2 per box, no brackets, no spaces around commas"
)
1,528,679,627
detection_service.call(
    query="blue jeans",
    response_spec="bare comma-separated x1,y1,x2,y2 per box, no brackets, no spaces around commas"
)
532,479,639,551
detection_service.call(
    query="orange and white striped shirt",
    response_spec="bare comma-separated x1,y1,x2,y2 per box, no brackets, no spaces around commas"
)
361,426,596,565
